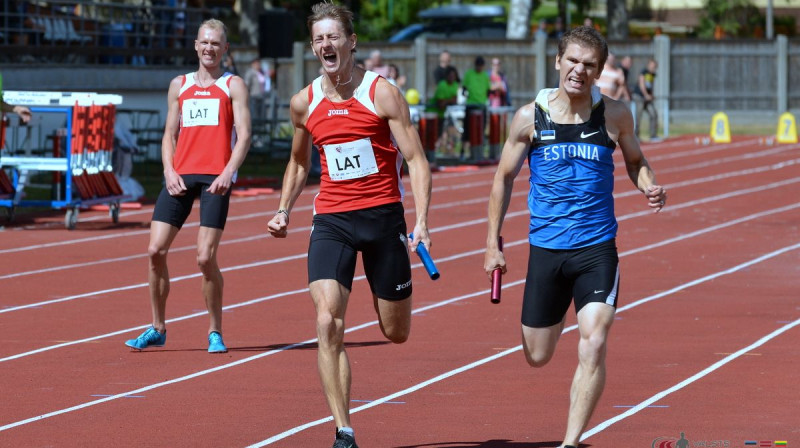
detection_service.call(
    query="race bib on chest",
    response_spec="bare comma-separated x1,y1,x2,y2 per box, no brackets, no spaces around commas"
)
323,138,379,181
182,98,220,127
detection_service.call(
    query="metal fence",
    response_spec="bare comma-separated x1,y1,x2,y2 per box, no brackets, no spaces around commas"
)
272,35,797,133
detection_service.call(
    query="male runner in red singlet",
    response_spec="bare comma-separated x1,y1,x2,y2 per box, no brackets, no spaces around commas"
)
267,3,432,448
125,19,251,354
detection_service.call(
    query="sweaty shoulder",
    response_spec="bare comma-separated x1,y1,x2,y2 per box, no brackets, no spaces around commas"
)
602,97,632,124
169,74,185,90
374,77,405,119
516,101,538,119
602,96,634,139
511,100,538,143
290,86,311,125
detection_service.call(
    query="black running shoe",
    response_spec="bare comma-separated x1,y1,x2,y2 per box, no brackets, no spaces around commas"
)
332,429,358,448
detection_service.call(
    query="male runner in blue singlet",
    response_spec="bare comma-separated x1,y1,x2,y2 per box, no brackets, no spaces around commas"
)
484,26,667,448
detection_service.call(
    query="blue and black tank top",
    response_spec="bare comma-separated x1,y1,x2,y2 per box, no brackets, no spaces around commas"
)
527,87,618,249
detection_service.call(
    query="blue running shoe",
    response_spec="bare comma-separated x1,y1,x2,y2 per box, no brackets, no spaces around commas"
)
332,429,358,448
125,327,166,350
208,331,227,353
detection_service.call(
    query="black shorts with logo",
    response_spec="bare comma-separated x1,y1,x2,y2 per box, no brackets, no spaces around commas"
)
521,238,620,328
308,202,412,300
151,174,232,230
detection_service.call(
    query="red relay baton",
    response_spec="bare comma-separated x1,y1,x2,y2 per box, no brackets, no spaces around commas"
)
491,236,504,304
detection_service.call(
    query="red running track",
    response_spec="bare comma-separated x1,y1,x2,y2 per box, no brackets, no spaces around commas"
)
0,135,798,447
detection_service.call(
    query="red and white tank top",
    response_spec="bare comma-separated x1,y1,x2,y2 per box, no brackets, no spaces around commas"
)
173,72,236,175
305,71,404,214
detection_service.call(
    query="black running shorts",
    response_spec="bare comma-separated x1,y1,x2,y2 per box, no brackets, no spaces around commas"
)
151,174,232,230
521,238,619,328
308,202,412,300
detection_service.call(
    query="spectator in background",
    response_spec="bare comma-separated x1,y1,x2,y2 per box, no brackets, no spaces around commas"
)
429,66,460,156
633,58,659,141
223,53,238,76
433,50,459,84
488,58,510,107
619,55,633,101
535,19,549,41
584,17,601,31
461,56,490,161
0,72,32,124
261,60,273,94
363,57,374,71
549,16,565,39
368,49,390,77
386,63,406,92
595,53,629,101
173,0,187,50
244,58,266,125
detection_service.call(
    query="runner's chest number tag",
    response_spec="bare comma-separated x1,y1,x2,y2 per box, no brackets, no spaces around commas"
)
323,138,379,181
182,98,220,127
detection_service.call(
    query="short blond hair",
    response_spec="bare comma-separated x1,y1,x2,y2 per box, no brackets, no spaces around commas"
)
199,18,228,41
307,2,354,37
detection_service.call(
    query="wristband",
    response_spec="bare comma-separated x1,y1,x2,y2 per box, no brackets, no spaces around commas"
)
277,209,289,219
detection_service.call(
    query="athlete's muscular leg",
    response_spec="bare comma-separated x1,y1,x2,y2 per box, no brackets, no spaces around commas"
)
562,302,615,447
521,316,566,367
373,295,411,343
147,221,181,333
310,279,353,429
197,226,225,334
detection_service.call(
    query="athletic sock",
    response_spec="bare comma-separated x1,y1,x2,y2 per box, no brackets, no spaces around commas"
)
337,426,354,437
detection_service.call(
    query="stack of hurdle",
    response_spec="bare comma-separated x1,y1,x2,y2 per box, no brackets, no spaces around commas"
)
69,103,123,201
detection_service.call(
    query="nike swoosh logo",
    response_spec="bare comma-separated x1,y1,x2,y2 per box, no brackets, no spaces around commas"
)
580,131,599,138
594,290,605,294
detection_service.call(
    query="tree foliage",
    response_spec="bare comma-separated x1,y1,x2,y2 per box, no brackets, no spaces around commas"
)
358,0,428,40
697,0,762,38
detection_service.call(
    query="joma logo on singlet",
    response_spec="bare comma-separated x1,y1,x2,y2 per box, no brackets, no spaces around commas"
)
194,91,211,96
328,109,349,117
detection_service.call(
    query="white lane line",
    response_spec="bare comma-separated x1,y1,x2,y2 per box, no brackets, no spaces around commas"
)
0,170,508,253
0,189,530,281
6,198,795,362
5,174,798,314
3,142,794,254
245,242,800,446
2,241,796,436
580,318,800,441
5,155,798,280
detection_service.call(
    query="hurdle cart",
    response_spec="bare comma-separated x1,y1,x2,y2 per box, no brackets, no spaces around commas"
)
0,92,130,229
